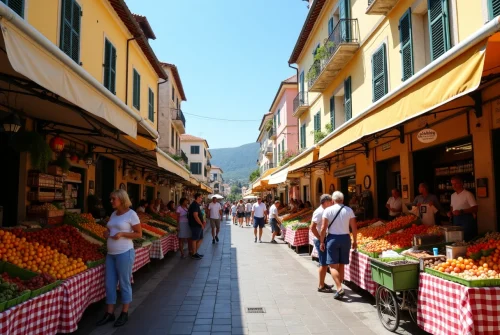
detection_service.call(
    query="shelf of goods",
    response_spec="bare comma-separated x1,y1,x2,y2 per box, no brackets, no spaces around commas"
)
434,160,475,207
27,172,64,203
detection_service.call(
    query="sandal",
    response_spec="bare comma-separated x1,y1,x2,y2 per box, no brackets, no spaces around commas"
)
317,286,334,293
334,289,345,300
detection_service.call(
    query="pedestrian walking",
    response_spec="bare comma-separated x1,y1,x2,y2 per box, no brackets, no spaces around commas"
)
237,200,245,228
320,191,357,299
251,197,267,243
311,194,334,293
268,200,282,243
188,193,205,260
245,201,252,226
224,202,230,221
208,197,223,244
176,197,192,258
231,202,237,225
97,189,142,328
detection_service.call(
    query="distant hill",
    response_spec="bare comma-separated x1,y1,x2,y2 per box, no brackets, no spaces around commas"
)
210,142,259,184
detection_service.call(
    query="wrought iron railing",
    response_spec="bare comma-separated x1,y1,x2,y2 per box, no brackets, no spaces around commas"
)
176,150,188,164
307,19,359,88
293,91,309,113
268,126,276,138
171,109,186,128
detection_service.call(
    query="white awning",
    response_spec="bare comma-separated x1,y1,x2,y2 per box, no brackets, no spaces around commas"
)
0,12,157,139
268,168,289,185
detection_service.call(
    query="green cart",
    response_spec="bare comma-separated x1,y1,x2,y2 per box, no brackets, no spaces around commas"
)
370,258,420,332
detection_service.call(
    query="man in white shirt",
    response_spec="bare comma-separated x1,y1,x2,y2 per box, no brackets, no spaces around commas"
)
245,201,253,226
448,176,478,241
310,194,334,293
268,200,282,244
320,191,357,300
386,189,402,221
207,197,222,244
251,197,268,243
231,202,237,225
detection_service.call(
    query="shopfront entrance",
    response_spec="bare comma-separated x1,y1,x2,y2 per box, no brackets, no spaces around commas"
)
145,186,155,203
127,182,140,210
95,157,115,215
340,176,355,205
0,134,20,226
376,157,401,220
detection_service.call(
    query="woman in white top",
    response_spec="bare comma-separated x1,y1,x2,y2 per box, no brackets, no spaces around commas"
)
97,190,142,328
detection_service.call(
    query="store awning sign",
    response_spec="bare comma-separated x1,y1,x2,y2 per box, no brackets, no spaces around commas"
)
416,128,437,143
334,164,356,178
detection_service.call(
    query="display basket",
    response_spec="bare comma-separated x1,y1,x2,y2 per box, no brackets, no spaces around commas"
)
370,258,419,291
425,267,500,287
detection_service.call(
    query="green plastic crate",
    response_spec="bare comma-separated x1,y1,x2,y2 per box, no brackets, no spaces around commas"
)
0,262,38,280
86,258,105,269
424,268,500,287
30,280,62,299
370,258,419,291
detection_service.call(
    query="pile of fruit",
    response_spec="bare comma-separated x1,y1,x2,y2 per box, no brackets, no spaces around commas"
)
405,250,432,259
384,215,418,232
10,226,104,262
383,224,429,249
151,213,178,227
140,223,167,238
0,230,87,279
65,212,107,240
361,239,393,254
430,255,500,280
422,256,447,269
282,209,312,222
0,277,28,304
29,204,59,213
147,219,177,234
1,272,57,291
354,225,388,245
356,218,380,229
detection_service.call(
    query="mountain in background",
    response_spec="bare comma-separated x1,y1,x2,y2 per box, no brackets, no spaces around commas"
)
210,142,259,185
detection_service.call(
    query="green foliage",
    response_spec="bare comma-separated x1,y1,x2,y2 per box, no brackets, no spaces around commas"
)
279,150,297,166
311,123,333,144
210,142,260,183
264,119,274,131
249,168,260,182
306,41,336,83
55,153,71,172
12,131,53,172
325,123,333,133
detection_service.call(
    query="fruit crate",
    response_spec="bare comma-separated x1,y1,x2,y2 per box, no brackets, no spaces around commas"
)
425,267,500,287
28,172,63,188
370,258,419,291
0,290,31,312
0,261,38,279
86,258,105,269
419,255,447,272
30,280,62,299
446,245,468,259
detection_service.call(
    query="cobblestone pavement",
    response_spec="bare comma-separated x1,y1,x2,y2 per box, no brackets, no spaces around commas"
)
79,218,427,335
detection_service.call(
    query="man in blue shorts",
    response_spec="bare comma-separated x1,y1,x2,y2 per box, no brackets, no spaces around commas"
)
251,197,267,243
311,194,334,293
188,193,206,260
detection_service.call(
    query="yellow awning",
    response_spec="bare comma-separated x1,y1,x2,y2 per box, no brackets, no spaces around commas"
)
189,177,200,187
124,135,156,151
156,151,190,180
289,149,318,171
206,186,213,193
319,39,488,159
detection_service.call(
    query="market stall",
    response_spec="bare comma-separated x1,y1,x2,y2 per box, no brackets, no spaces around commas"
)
279,209,313,251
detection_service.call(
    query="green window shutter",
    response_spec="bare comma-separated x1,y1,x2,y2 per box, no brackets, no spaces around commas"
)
148,88,154,122
132,70,140,109
344,76,352,120
489,0,500,19
372,45,387,102
328,17,334,36
428,0,451,61
399,9,414,81
60,0,81,63
315,112,321,132
330,96,335,130
110,44,116,94
103,39,116,94
3,0,24,17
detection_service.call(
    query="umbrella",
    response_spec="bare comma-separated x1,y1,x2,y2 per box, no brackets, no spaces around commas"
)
208,194,224,199
243,195,257,199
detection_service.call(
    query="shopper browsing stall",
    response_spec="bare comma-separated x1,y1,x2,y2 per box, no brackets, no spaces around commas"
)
448,176,478,241
188,193,205,260
386,189,402,220
97,189,142,328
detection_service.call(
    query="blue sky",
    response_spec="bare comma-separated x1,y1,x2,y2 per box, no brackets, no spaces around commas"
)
126,0,308,149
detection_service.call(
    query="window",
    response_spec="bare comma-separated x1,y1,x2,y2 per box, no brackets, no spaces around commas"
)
328,17,334,36
2,0,24,17
60,0,81,63
204,148,207,157
190,163,202,175
213,173,218,180
103,39,116,94
171,127,174,147
277,144,281,161
399,9,414,81
281,139,285,154
329,96,335,130
171,86,175,101
428,0,451,61
148,88,154,122
344,77,352,121
190,146,200,154
277,109,281,125
490,0,500,19
372,45,388,102
132,69,141,109
300,124,306,149
314,112,321,132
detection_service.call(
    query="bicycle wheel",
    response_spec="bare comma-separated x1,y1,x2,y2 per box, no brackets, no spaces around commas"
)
406,290,418,324
376,286,400,332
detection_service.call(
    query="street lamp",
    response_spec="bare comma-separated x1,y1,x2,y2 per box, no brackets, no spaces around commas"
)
1,113,21,133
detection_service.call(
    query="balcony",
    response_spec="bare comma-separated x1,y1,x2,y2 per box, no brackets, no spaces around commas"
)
366,0,400,15
307,19,360,92
265,146,273,157
293,91,309,117
176,150,188,165
268,126,277,140
171,109,186,134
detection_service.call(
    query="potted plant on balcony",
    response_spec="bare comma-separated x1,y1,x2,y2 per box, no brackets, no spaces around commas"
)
264,119,274,132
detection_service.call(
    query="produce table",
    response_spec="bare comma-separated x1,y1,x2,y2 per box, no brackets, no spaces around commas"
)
0,286,64,335
284,227,309,248
344,251,377,296
150,235,179,259
58,265,105,333
418,273,500,335
132,245,152,273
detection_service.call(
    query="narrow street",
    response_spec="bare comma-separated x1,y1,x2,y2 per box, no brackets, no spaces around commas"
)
77,219,425,335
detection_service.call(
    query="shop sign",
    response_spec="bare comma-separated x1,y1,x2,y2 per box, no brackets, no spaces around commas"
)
314,169,325,176
381,142,391,151
416,128,437,143
334,164,356,178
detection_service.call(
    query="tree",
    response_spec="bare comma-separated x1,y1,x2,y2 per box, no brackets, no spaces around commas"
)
248,168,260,182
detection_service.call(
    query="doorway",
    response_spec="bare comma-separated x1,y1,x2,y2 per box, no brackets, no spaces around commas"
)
145,186,155,203
0,134,20,226
340,175,355,204
127,182,140,210
95,156,115,215
376,157,401,220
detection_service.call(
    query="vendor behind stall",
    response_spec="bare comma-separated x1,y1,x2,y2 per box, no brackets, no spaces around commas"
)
386,189,402,221
448,176,478,241
412,183,440,226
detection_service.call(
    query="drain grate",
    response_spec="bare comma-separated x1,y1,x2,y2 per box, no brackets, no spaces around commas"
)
246,307,266,314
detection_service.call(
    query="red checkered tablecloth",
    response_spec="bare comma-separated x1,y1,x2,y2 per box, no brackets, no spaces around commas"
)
132,245,151,273
284,227,309,247
344,250,377,296
418,273,500,335
0,285,64,335
58,265,106,333
150,235,180,259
